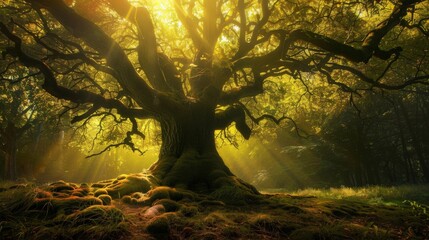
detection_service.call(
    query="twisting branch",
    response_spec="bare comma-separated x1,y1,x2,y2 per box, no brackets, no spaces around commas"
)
283,0,421,63
238,103,308,138
234,0,273,60
173,0,205,51
81,112,146,158
71,104,101,124
106,0,184,96
325,63,429,90
232,1,420,71
0,22,153,121
219,70,265,105
23,0,165,112
13,20,118,78
400,17,429,37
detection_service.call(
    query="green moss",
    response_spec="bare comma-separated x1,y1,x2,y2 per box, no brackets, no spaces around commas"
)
2,180,428,240
249,214,283,233
131,192,145,199
154,199,181,212
71,191,84,197
94,188,108,197
8,183,28,189
194,232,219,240
179,205,199,217
98,194,112,205
210,185,261,205
198,199,226,207
100,173,155,199
35,189,53,198
65,205,124,226
0,187,37,214
204,212,233,227
31,196,103,215
146,216,170,235
143,186,196,204
289,226,321,240
121,195,132,204
116,174,127,180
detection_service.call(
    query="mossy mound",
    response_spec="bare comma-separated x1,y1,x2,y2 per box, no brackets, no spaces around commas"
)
98,194,112,205
65,205,124,226
91,173,158,199
120,186,196,207
32,196,103,215
210,183,261,205
0,182,128,240
117,188,429,240
1,178,428,240
146,216,170,235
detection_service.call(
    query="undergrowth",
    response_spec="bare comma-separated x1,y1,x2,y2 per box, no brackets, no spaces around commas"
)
0,178,428,239
264,184,429,205
0,183,128,240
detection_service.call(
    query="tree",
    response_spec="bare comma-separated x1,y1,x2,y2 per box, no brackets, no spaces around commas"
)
0,80,36,180
0,64,61,180
1,0,428,193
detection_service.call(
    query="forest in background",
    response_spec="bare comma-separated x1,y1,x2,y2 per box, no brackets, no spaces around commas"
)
2,87,429,190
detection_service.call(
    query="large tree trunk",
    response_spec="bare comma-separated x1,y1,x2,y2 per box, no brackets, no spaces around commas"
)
148,103,258,194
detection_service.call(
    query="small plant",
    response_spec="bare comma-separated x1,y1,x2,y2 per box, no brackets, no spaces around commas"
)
403,200,429,220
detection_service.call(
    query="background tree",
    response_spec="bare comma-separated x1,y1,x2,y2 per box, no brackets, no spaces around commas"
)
0,0,428,193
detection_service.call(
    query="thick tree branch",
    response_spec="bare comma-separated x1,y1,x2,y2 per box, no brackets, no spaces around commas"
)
215,105,251,139
0,22,153,121
173,0,205,51
233,0,419,78
13,20,118,78
23,0,165,112
283,29,402,63
239,103,308,138
106,0,184,97
218,71,265,105
283,0,421,63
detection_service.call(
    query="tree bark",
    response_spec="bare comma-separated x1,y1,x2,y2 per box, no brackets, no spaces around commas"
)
148,103,258,194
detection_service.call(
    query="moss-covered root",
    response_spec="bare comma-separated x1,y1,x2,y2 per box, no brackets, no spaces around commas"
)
210,176,262,205
121,186,196,206
91,173,159,199
151,150,260,200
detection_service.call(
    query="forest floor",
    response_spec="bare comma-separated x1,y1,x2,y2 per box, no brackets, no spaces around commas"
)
0,176,428,240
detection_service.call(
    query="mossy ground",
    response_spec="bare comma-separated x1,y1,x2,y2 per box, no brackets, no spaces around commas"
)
0,175,428,239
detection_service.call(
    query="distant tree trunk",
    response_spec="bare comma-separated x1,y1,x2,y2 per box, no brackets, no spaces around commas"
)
2,122,18,180
399,100,429,182
390,100,416,184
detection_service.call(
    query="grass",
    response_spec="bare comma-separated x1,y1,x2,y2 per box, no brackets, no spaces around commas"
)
263,184,429,205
